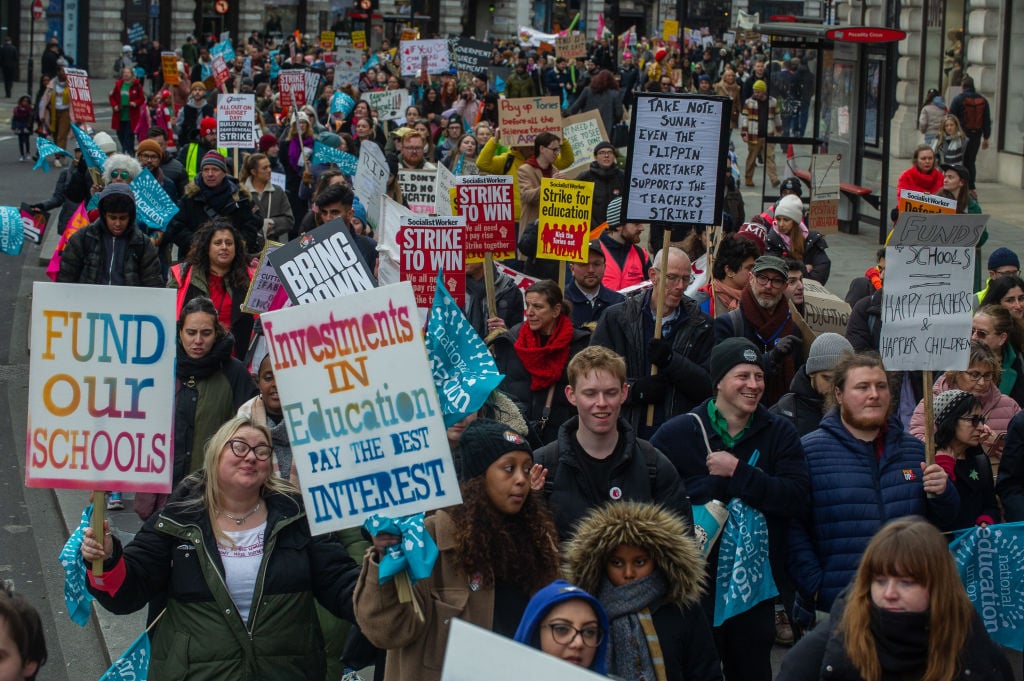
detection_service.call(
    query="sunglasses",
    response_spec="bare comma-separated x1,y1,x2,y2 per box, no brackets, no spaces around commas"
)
110,170,132,180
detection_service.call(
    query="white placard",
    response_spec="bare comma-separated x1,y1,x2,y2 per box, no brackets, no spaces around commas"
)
216,93,255,148
399,39,451,76
333,47,363,88
625,93,728,226
262,282,461,534
26,284,177,493
879,213,989,371
360,89,412,121
399,168,438,214
433,162,458,217
354,141,390,230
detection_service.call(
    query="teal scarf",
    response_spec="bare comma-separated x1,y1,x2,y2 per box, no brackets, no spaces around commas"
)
1002,345,1019,396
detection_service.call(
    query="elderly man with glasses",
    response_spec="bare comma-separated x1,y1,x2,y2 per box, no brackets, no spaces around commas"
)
592,246,714,438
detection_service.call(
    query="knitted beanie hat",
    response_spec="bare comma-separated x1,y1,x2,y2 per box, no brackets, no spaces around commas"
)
200,150,228,172
135,139,164,159
933,389,975,428
457,418,532,482
710,337,762,387
806,333,854,375
775,194,804,225
988,247,1020,271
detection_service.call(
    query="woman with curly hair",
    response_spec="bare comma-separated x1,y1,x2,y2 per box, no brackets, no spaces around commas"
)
354,418,560,681
777,517,1013,681
168,218,255,358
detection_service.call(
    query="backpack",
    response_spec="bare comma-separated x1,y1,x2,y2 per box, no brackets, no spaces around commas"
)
961,94,986,133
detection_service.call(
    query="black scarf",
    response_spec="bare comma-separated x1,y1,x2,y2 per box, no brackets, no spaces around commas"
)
869,605,930,678
176,334,235,383
198,175,238,212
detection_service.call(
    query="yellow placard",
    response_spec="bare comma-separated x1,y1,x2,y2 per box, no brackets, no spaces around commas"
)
161,53,179,85
663,20,680,44
537,178,594,263
400,29,419,42
320,31,335,50
352,30,366,49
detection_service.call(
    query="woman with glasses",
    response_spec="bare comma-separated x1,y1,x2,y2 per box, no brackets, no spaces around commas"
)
973,305,1024,407
514,580,610,673
909,340,1020,476
80,415,361,681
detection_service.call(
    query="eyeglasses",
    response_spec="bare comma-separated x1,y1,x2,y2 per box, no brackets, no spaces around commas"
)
227,439,273,461
110,170,132,180
963,370,994,383
546,145,561,152
138,151,161,160
959,414,988,427
595,149,615,156
662,273,692,287
993,268,1020,278
545,623,604,647
755,273,787,288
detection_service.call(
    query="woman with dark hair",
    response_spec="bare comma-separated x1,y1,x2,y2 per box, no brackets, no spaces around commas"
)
937,163,981,214
566,69,624,136
168,219,255,359
979,274,1024,321
778,517,1013,681
489,280,590,444
918,87,946,145
930,389,1001,529
518,132,567,239
354,418,560,681
695,234,761,316
418,86,444,127
240,152,294,243
895,144,944,208
514,581,610,674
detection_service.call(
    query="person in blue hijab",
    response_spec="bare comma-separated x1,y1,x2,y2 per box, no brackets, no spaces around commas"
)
513,580,609,674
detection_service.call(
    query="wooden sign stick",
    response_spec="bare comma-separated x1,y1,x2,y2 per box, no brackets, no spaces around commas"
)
483,252,497,320
91,495,105,576
922,370,936,466
645,232,673,427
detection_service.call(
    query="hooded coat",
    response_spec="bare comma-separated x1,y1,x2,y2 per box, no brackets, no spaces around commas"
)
512,580,610,674
564,502,723,681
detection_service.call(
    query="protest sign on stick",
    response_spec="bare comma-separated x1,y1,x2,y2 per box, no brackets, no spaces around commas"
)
451,37,493,75
63,68,95,123
241,241,286,315
555,34,587,59
161,52,179,85
354,142,390,230
497,97,563,147
262,282,463,534
561,110,609,179
216,93,255,148
269,219,377,304
623,93,730,227
360,89,412,121
456,176,515,262
536,178,594,268
279,70,307,108
809,154,840,234
399,39,450,76
399,169,438,214
211,55,230,89
398,215,466,309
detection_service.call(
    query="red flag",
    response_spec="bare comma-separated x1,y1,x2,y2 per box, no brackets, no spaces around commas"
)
46,203,89,281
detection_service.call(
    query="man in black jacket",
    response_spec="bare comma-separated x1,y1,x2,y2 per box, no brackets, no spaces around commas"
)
463,260,524,341
533,345,692,540
576,141,623,228
565,245,624,328
56,183,162,287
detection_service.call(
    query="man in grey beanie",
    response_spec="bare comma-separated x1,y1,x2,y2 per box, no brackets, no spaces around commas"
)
770,332,853,436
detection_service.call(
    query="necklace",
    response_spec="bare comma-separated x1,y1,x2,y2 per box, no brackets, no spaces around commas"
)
222,502,261,526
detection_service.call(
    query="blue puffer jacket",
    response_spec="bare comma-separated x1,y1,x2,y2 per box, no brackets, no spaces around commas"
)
787,409,960,610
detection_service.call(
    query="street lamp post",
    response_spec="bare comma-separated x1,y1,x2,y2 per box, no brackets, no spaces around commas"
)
29,0,44,95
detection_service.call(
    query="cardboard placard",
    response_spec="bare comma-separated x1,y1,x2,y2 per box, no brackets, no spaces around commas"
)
161,52,179,85
279,70,307,108
398,169,437,214
536,178,594,263
216,93,255,148
561,109,610,179
898,189,957,214
624,93,730,227
399,39,450,76
241,241,286,315
360,89,411,121
398,215,466,307
434,163,459,217
456,176,515,258
262,282,461,534
268,219,377,305
809,154,840,234
879,213,989,371
801,280,851,335
26,283,176,493
353,142,390,230
63,68,94,123
497,96,562,147
555,34,587,60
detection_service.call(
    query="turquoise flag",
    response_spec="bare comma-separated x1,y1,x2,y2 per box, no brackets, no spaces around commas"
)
424,272,505,427
71,124,107,169
361,53,379,73
311,141,358,175
951,521,1024,651
364,513,438,584
98,631,151,681
130,169,179,231
330,90,355,117
58,504,94,626
33,137,73,172
0,206,24,256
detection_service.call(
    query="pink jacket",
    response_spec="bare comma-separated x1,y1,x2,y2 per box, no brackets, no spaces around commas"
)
909,374,1020,460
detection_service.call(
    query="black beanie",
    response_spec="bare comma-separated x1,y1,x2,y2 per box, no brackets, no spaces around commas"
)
710,337,763,387
458,418,532,482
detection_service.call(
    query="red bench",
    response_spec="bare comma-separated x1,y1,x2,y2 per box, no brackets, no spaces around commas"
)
792,168,880,210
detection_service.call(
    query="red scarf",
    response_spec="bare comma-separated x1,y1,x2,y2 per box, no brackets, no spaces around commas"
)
513,314,574,390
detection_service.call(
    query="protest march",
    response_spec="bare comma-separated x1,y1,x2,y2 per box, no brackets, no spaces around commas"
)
4,16,1023,681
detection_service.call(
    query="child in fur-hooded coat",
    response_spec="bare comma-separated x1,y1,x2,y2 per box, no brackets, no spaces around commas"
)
565,502,723,681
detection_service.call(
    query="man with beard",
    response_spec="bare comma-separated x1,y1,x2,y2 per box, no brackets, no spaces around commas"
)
715,255,804,406
565,245,624,328
598,196,651,291
592,247,714,438
787,352,958,626
649,338,808,681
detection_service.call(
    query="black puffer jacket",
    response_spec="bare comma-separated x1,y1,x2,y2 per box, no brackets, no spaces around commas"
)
463,268,524,340
534,416,693,540
769,367,826,437
166,178,264,256
577,161,625,227
764,229,831,284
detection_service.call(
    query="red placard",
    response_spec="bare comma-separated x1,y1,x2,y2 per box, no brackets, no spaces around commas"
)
455,176,515,259
279,70,307,108
397,216,466,307
212,55,230,88
826,27,906,43
63,68,95,123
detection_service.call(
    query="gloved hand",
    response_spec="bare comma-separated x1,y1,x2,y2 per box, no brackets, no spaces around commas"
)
647,338,673,369
791,593,817,633
631,376,669,405
769,334,802,366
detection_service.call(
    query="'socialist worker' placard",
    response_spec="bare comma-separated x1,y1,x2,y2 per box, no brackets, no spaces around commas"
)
537,178,594,263
26,283,177,494
880,213,988,372
456,175,515,261
262,281,462,533
624,93,730,227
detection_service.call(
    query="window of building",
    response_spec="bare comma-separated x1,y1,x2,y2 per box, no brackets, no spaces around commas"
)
1002,1,1024,155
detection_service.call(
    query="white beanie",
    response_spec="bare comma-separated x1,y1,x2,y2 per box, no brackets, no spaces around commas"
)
775,194,804,225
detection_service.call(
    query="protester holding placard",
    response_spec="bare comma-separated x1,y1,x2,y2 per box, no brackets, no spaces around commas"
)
518,132,567,238
778,518,1013,681
81,415,361,681
241,153,294,242
477,128,573,224
354,418,560,681
169,219,256,359
490,280,591,445
895,145,944,209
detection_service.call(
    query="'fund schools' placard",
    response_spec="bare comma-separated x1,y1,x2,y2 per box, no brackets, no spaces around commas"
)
624,93,730,227
26,284,176,493
262,282,462,534
880,213,988,372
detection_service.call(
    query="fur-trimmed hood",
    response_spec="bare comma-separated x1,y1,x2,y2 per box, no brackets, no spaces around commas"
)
564,502,706,608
